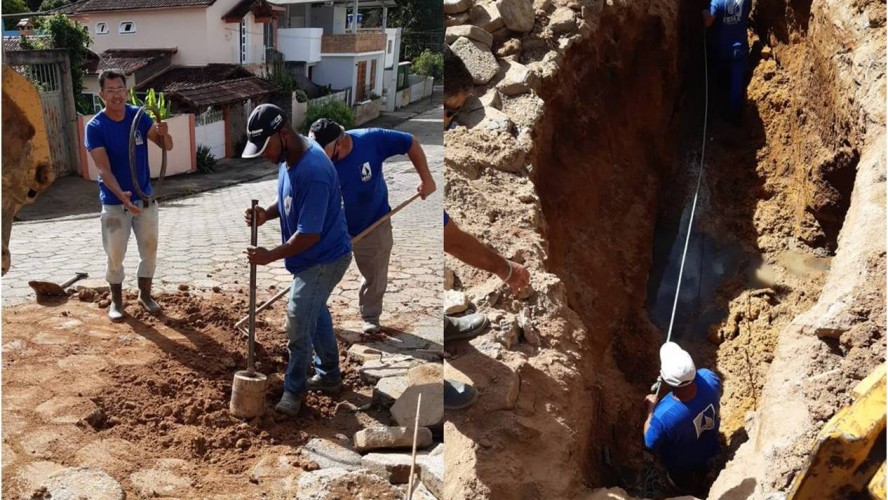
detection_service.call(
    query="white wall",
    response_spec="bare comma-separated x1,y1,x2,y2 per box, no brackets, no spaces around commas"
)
312,56,355,93
195,119,225,160
384,28,401,69
278,27,322,63
205,0,243,64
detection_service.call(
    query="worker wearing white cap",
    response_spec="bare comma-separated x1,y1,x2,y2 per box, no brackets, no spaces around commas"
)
644,342,722,495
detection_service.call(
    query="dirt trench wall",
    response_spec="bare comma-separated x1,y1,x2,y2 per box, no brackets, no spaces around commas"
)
710,0,886,496
444,0,682,497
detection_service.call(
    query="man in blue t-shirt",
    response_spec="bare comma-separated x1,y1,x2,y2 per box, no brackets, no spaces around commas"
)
644,342,722,495
704,0,752,124
308,118,436,334
242,104,352,416
85,68,174,322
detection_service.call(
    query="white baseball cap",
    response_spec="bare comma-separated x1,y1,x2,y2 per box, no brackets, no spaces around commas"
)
659,342,696,387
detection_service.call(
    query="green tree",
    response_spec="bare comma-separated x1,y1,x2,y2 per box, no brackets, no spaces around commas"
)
412,49,443,80
34,13,93,114
38,0,68,11
2,0,29,30
387,0,443,61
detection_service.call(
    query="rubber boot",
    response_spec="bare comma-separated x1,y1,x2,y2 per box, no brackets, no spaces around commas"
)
138,277,161,314
108,283,125,322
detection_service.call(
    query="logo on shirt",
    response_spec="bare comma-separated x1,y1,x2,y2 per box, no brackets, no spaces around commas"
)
724,0,743,24
693,404,717,438
283,195,292,215
361,163,372,182
134,130,144,146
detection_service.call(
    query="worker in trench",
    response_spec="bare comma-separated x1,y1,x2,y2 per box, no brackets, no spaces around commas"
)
307,117,437,335
442,44,530,408
85,68,174,322
241,104,353,417
703,0,752,125
644,342,722,496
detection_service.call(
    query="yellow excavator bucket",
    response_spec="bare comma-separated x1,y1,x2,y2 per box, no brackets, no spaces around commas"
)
788,365,886,499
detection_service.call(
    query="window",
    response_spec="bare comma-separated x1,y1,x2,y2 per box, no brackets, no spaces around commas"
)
387,40,392,54
240,19,246,63
119,21,136,34
96,22,108,35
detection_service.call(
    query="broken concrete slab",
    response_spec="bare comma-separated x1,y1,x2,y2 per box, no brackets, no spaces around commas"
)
361,452,417,484
445,12,470,27
130,466,194,498
297,468,402,500
374,376,409,406
479,89,503,110
407,363,443,386
444,353,521,411
459,104,515,134
359,355,422,383
45,467,124,500
354,426,433,453
300,438,363,470
497,62,539,96
347,344,384,362
411,481,440,500
499,0,535,32
391,383,444,428
445,24,494,47
450,37,499,85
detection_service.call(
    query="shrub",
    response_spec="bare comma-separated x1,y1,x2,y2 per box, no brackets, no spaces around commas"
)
129,88,171,121
294,89,309,103
196,144,216,173
413,49,443,80
300,99,355,133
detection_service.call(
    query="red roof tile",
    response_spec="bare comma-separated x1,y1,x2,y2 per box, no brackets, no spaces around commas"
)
84,48,176,75
62,0,216,14
171,76,278,108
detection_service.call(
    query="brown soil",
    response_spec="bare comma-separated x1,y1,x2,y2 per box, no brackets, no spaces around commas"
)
1,288,392,497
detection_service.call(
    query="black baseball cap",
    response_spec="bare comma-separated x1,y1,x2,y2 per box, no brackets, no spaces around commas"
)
242,104,287,158
309,118,343,148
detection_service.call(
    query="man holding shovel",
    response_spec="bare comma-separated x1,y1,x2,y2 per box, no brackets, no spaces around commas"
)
308,118,436,334
242,104,352,416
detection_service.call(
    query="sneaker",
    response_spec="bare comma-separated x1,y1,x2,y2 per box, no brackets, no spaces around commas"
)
362,319,381,334
444,313,489,342
444,379,478,410
307,374,343,395
274,390,302,416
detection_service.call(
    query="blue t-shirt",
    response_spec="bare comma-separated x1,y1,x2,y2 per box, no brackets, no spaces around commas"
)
644,368,722,472
277,141,351,274
332,128,413,236
85,104,153,205
710,0,751,59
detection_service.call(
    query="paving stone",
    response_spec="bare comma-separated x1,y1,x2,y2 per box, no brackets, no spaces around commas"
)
445,24,493,47
443,0,472,14
374,375,409,406
359,355,422,383
469,2,504,32
499,0,535,32
300,438,362,470
391,383,444,429
548,6,577,34
361,452,416,484
297,468,401,500
450,37,499,85
45,467,124,500
418,450,444,499
444,290,469,314
354,426,433,452
130,466,193,498
497,62,539,96
348,344,384,362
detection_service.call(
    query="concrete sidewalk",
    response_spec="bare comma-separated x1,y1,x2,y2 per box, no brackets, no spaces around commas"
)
17,86,442,223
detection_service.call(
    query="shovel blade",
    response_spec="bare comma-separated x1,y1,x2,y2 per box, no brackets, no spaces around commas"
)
28,281,66,297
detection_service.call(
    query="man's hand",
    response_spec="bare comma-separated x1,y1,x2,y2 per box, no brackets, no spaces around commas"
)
121,191,142,214
154,122,168,138
246,246,274,265
417,178,436,199
498,260,530,294
244,206,267,227
644,394,659,410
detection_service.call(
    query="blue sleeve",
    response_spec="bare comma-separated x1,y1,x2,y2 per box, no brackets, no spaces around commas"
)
374,129,413,158
85,119,103,151
296,181,331,234
644,416,664,451
139,108,154,137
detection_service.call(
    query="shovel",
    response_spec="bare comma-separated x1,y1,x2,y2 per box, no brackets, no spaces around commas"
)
29,272,89,297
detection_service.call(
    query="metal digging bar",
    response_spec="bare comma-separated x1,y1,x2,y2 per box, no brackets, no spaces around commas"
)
128,105,168,204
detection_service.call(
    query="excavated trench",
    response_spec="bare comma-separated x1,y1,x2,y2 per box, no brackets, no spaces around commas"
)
530,0,859,496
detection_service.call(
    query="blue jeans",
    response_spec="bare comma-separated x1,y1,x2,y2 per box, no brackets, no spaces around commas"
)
283,252,351,396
